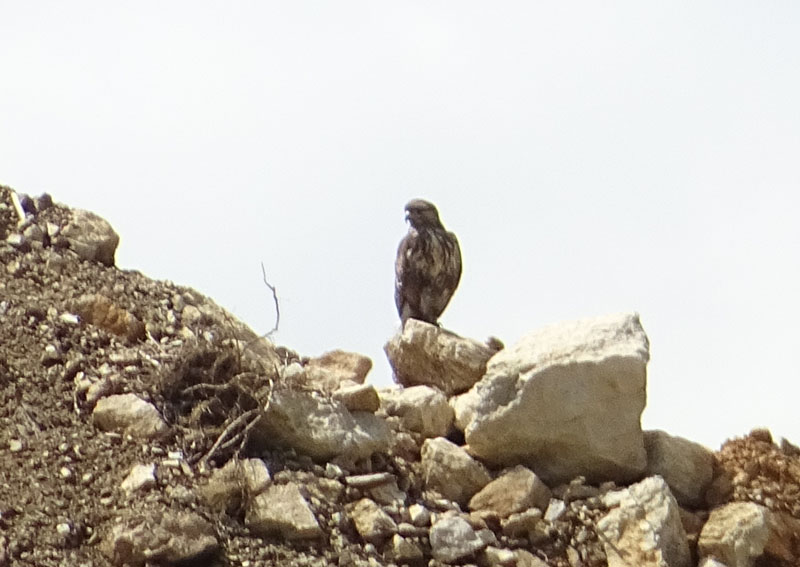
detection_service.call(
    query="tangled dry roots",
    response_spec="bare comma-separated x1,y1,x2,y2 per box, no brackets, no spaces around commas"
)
159,344,273,467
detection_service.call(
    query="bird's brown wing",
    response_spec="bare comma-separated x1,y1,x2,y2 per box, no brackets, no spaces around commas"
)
423,230,461,320
395,230,423,324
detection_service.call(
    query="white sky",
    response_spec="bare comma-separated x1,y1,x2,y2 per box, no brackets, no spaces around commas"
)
2,3,799,450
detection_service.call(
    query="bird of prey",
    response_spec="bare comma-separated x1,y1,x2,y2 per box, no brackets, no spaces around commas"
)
395,199,462,326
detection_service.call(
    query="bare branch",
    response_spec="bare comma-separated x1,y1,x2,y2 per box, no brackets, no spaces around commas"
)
260,262,280,338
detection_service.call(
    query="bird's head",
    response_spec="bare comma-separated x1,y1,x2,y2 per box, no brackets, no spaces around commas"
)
404,199,442,230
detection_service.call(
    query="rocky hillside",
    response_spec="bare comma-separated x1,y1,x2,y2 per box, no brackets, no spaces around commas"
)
1,185,799,567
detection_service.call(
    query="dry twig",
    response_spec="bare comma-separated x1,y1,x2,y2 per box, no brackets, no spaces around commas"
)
260,262,280,338
197,408,261,465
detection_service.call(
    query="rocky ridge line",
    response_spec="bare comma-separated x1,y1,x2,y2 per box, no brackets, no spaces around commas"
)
1,185,798,567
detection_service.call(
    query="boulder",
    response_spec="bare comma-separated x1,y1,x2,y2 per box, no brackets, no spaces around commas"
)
596,476,691,567
379,385,454,438
304,350,372,392
469,465,551,518
644,430,715,508
421,437,492,507
455,312,649,484
384,320,494,395
92,394,168,440
698,502,770,567
61,208,120,266
245,483,323,540
253,388,390,462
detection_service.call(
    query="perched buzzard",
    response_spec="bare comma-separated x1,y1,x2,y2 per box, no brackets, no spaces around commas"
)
395,199,462,326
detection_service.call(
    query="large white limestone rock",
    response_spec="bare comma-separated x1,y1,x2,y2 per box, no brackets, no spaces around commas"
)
384,320,495,395
455,312,649,484
596,476,691,567
254,389,390,462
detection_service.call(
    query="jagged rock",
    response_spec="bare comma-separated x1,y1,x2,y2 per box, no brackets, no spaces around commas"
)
368,479,407,506
644,429,714,508
379,385,454,438
103,510,218,566
765,511,800,564
384,319,494,395
429,515,490,563
61,208,120,266
240,458,271,495
698,502,770,567
543,498,567,522
469,465,552,518
421,437,492,506
388,534,424,564
92,393,168,439
200,459,243,513
245,483,323,540
409,503,432,527
596,475,691,567
72,294,146,341
454,312,649,484
303,349,372,392
332,383,380,413
200,458,271,514
500,508,543,538
120,463,156,494
254,388,390,462
347,498,398,545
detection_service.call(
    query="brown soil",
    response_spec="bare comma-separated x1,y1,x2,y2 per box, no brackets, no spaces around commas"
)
2,184,800,567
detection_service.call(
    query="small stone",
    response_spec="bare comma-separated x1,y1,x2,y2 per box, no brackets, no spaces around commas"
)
346,472,395,489
544,499,567,522
56,523,72,536
332,383,381,413
246,483,323,540
409,503,431,527
92,394,168,440
389,534,424,564
469,465,552,518
120,463,156,494
421,437,492,506
325,463,344,479
348,498,397,545
483,546,516,566
8,439,23,452
430,515,489,563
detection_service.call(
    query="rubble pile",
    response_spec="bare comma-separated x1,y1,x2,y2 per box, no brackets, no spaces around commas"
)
1,185,798,567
